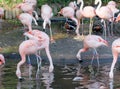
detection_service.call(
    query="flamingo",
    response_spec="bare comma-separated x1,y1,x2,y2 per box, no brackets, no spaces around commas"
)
41,4,54,42
0,7,4,19
107,0,119,15
16,29,54,80
76,35,108,67
15,2,38,20
109,38,120,78
58,6,80,38
17,13,38,32
94,0,113,39
0,54,5,65
76,0,96,35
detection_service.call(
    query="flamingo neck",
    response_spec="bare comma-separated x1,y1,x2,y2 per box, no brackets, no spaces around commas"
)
96,0,102,12
80,0,84,11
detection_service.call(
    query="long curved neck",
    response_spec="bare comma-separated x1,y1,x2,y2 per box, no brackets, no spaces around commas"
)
80,0,84,11
96,0,102,11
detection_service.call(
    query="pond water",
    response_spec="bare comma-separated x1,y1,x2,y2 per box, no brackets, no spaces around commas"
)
0,58,120,89
0,19,120,89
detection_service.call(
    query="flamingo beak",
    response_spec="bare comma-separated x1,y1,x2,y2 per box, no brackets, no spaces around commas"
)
104,40,109,47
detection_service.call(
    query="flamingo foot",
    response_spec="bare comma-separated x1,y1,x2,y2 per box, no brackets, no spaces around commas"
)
49,65,54,73
50,38,56,44
43,28,46,32
79,60,83,63
76,54,83,63
109,72,114,79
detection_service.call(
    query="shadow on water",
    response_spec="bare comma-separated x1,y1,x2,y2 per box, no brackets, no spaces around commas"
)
0,58,120,89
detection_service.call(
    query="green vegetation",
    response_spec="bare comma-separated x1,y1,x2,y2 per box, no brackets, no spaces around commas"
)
0,0,119,8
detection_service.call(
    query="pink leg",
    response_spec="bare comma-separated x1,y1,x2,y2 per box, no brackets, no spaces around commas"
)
76,48,89,61
109,51,118,78
45,46,54,72
16,55,26,80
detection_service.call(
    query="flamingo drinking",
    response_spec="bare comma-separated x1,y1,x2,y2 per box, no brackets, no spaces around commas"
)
76,35,108,67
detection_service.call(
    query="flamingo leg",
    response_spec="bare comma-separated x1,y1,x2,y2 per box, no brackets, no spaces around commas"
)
89,18,93,35
76,48,89,62
103,20,107,40
16,55,26,81
81,18,84,36
45,46,54,72
109,51,118,78
35,53,42,79
91,48,100,69
49,21,54,42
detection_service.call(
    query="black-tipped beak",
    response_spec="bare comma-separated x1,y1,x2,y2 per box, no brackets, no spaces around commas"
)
93,4,98,9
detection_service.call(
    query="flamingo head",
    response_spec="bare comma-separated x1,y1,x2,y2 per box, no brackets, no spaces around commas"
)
98,38,109,47
69,1,77,10
77,0,82,5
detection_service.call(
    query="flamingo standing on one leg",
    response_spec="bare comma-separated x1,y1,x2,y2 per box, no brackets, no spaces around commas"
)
94,0,113,40
109,38,120,79
0,54,5,65
76,35,108,67
17,13,38,32
76,0,96,35
16,30,54,80
41,4,54,42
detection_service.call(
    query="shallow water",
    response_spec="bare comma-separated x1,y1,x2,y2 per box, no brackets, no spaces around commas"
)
0,58,120,89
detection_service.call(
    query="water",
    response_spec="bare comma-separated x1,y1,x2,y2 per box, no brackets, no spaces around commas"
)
0,58,120,89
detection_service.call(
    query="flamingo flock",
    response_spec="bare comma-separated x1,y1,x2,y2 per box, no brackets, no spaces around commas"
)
0,0,120,81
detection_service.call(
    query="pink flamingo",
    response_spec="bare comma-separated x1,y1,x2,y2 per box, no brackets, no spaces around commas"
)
0,54,5,65
95,0,113,39
16,29,54,80
58,6,80,38
76,35,108,67
0,7,4,19
109,38,120,78
15,2,38,20
107,1,119,15
41,4,54,41
17,13,38,32
76,0,96,35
